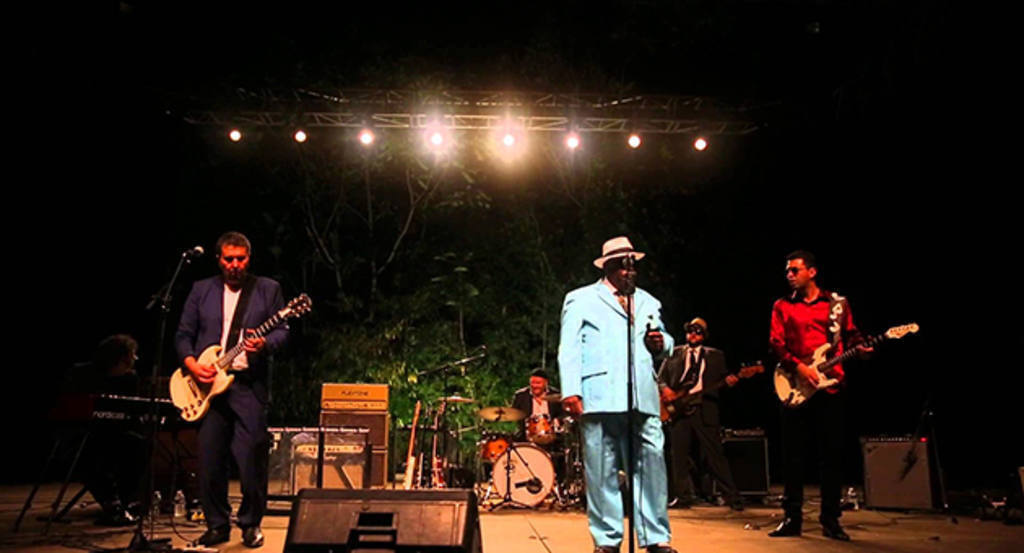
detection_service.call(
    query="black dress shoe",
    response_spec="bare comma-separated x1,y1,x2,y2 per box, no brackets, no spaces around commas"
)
767,517,802,537
820,519,850,541
646,545,677,553
242,526,265,548
594,546,619,553
197,526,231,546
728,497,745,512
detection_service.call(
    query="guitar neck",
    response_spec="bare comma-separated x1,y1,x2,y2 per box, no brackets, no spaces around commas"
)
215,312,286,370
818,335,882,371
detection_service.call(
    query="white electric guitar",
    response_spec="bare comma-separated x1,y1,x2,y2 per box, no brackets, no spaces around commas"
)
774,323,919,408
169,293,312,421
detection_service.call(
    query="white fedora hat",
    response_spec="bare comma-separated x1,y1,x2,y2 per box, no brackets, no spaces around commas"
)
593,236,645,269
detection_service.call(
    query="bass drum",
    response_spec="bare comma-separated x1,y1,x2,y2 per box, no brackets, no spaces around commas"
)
492,443,555,508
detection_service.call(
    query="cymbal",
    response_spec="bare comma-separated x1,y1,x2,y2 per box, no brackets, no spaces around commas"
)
477,406,526,422
543,392,562,402
440,395,476,404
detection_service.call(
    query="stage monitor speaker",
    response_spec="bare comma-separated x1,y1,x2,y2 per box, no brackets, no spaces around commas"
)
861,436,935,510
284,488,481,553
714,430,770,496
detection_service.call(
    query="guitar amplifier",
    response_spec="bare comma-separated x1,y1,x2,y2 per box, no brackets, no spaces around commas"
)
269,427,377,495
861,436,936,510
714,429,770,496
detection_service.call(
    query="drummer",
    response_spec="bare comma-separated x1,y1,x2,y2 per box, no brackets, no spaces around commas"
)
511,368,565,443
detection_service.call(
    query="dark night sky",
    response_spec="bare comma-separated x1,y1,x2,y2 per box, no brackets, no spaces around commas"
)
15,2,1011,492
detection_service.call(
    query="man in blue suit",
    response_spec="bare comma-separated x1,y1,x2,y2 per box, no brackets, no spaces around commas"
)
558,236,676,553
175,231,288,548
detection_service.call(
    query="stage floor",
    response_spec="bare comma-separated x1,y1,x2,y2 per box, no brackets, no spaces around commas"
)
2,483,1021,553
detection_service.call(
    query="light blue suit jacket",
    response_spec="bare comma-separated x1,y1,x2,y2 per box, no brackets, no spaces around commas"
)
558,279,674,416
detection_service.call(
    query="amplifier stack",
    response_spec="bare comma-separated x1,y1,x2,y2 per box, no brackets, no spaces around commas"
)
320,383,390,487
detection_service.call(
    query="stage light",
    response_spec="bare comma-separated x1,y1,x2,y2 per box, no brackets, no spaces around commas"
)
358,129,375,146
228,129,242,142
294,129,308,143
627,134,642,149
693,136,708,151
428,131,444,147
502,133,516,148
566,133,580,150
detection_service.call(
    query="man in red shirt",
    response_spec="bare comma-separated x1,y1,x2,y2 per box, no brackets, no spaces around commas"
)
768,250,870,541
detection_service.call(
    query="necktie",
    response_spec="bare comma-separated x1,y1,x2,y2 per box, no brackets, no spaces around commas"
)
615,293,632,322
680,350,700,390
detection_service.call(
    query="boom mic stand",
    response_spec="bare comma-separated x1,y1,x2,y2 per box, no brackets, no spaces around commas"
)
128,248,199,552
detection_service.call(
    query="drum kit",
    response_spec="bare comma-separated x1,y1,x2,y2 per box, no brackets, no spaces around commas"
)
398,392,584,509
475,393,585,510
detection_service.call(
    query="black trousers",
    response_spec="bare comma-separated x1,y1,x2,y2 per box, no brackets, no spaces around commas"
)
665,407,739,502
779,390,844,521
198,384,269,530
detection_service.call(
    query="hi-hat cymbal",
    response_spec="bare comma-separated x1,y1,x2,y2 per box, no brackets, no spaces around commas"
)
477,406,526,422
543,392,563,402
440,395,476,404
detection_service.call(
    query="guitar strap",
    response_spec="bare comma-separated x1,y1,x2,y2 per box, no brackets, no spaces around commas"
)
225,275,258,349
827,292,847,350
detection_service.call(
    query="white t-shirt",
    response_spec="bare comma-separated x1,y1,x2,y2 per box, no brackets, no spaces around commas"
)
220,285,249,370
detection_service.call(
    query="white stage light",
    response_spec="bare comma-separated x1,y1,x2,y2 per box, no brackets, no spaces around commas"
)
294,130,308,143
228,129,242,142
693,137,708,151
358,129,375,146
627,134,641,149
566,134,580,150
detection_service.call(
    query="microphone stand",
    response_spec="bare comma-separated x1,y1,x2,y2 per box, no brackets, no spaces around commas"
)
413,347,486,486
621,260,637,553
129,249,197,552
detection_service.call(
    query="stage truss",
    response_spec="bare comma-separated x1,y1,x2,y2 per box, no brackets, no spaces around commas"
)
180,88,769,136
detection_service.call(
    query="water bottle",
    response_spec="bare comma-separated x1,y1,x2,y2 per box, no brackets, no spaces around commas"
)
150,490,162,519
173,490,186,518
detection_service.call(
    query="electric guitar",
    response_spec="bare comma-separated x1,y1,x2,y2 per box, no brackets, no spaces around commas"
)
774,323,919,408
403,401,422,490
168,294,312,421
660,362,764,422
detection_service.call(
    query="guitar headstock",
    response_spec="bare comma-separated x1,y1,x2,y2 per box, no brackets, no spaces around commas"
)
738,362,765,378
281,293,313,319
884,323,919,340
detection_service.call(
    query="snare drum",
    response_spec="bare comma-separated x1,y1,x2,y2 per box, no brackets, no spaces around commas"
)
478,433,510,463
526,414,555,445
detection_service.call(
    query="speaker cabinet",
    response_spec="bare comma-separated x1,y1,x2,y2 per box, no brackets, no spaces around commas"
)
284,488,481,553
861,436,935,510
712,430,770,496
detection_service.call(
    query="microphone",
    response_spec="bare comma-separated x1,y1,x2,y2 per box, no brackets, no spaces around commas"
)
620,255,637,296
182,245,205,259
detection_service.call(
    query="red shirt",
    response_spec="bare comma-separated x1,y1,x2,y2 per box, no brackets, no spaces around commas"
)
770,290,864,389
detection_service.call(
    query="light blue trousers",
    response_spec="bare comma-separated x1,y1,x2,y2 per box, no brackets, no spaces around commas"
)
582,413,671,548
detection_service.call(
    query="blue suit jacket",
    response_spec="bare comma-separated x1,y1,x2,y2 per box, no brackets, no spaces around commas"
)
557,279,673,416
175,275,288,401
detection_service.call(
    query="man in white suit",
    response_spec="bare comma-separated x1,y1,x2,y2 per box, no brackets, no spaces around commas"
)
559,236,676,553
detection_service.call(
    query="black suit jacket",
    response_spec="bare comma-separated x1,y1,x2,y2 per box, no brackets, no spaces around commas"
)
657,345,728,426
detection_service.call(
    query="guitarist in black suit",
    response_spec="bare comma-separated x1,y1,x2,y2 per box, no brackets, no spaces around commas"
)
657,318,743,511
